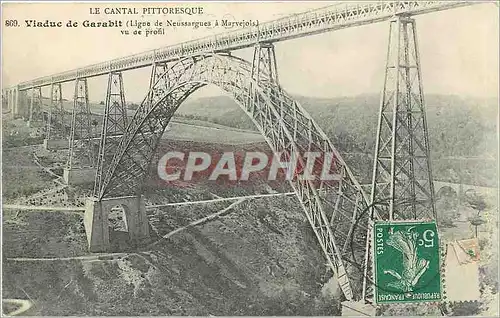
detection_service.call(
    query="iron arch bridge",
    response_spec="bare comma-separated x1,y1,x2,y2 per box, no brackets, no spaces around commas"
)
96,49,373,301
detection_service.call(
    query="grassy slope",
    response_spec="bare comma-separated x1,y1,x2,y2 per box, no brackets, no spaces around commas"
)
1,131,337,315
176,94,498,186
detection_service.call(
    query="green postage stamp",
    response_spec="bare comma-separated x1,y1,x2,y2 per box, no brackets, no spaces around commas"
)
373,221,442,304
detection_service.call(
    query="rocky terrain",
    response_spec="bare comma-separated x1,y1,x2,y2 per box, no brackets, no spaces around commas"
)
3,196,341,316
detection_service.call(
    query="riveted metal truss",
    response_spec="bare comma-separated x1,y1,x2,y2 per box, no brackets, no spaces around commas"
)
7,89,17,114
370,16,436,222
97,50,371,301
147,61,172,166
29,87,42,122
251,42,279,85
48,83,65,139
67,78,95,168
249,42,281,114
149,62,170,102
362,18,436,304
16,2,477,91
94,72,129,196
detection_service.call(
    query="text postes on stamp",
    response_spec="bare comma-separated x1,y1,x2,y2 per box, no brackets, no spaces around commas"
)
373,220,441,304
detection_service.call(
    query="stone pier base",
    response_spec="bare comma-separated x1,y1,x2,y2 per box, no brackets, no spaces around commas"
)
84,196,150,252
63,166,96,185
44,138,69,150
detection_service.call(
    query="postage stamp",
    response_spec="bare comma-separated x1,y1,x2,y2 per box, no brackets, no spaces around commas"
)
373,221,442,304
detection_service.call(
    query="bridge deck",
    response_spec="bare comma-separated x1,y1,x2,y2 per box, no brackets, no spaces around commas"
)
13,1,477,90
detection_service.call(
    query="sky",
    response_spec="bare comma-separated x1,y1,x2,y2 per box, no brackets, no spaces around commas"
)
2,2,499,103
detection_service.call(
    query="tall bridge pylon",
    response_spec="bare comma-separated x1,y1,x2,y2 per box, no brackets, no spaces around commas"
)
146,61,171,167
370,16,436,221
28,87,42,123
67,78,95,169
48,82,64,140
360,15,437,309
149,61,169,103
251,42,279,86
94,72,129,197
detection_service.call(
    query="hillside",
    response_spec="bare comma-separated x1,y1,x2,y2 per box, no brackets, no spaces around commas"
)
3,196,339,316
176,94,498,186
14,93,499,186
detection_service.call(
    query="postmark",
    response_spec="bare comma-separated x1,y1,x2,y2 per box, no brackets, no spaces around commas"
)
373,220,442,304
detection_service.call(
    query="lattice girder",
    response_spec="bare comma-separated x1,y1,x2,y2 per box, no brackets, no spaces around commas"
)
370,16,435,222
94,72,129,196
363,17,436,304
48,83,65,139
29,87,42,122
67,78,95,168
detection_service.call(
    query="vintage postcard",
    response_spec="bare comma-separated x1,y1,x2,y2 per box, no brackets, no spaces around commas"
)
2,1,498,316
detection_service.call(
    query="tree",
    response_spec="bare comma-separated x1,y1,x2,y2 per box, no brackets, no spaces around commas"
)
464,190,488,237
436,186,458,227
466,191,488,213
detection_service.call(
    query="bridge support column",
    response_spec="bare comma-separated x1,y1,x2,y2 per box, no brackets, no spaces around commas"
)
8,89,16,118
11,87,18,117
370,16,435,221
28,87,42,126
1,93,5,114
49,83,64,137
149,61,169,100
7,90,10,110
249,42,280,114
84,195,150,252
44,83,68,149
363,16,437,305
94,71,129,196
250,42,279,85
5,90,10,112
11,87,25,118
66,78,95,184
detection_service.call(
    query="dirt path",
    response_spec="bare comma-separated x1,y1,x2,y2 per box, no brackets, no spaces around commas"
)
147,192,294,208
149,198,246,247
3,204,84,212
6,252,130,262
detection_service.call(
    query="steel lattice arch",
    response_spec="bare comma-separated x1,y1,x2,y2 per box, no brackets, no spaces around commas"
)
96,50,372,301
